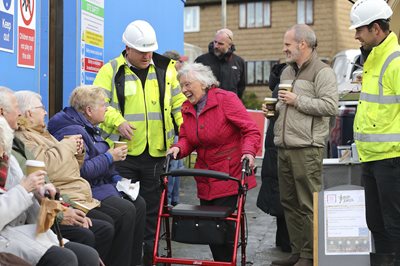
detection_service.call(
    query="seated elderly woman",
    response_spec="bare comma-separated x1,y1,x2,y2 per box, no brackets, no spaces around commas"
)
15,90,145,266
167,63,261,262
0,116,99,265
0,86,113,262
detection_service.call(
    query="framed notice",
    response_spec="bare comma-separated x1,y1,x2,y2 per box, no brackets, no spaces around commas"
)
324,189,371,255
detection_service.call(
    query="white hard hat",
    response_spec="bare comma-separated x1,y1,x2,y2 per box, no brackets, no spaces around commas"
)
349,0,392,30
122,20,158,52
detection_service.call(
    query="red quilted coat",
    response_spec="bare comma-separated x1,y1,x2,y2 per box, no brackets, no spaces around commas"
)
175,88,261,200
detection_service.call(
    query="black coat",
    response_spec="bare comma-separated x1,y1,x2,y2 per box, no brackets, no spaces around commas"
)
256,63,286,216
195,42,246,99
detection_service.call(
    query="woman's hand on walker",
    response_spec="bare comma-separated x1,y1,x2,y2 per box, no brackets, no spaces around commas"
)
241,154,255,169
167,147,180,159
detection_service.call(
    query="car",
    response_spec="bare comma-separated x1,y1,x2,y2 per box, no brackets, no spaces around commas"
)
331,49,361,85
329,49,362,158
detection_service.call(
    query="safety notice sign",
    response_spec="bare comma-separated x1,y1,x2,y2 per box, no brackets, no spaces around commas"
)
17,0,36,68
0,0,14,52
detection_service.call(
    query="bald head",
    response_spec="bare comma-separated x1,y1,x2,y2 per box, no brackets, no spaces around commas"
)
213,28,234,57
216,28,233,44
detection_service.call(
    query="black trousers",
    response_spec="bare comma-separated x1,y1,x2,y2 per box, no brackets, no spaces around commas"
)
56,218,114,261
116,151,164,255
362,157,400,261
200,195,238,262
37,241,99,266
276,215,291,253
87,195,146,266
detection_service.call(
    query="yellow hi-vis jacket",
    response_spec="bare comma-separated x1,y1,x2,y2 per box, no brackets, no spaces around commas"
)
354,32,400,162
93,52,186,157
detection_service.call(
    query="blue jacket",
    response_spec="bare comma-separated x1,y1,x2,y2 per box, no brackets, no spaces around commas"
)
48,107,121,201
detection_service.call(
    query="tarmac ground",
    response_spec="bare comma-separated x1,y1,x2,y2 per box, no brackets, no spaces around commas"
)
155,163,289,266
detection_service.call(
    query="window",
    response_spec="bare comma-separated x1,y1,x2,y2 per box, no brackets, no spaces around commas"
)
246,60,279,85
297,0,313,24
184,6,200,32
239,1,271,28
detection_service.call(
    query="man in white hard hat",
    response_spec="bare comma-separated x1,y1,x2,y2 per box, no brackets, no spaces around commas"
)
349,0,400,265
195,28,246,99
93,20,186,266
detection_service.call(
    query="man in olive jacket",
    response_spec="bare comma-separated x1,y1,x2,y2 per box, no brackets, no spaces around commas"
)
271,24,338,266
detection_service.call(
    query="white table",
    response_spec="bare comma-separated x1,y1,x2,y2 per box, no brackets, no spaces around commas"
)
322,158,362,188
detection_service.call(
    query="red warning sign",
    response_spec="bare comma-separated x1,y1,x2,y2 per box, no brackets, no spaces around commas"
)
20,0,34,26
17,0,36,68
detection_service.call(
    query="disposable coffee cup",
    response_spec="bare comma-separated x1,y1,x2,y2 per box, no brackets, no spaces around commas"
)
25,160,46,175
337,145,352,163
278,84,293,92
114,141,128,148
264,97,278,117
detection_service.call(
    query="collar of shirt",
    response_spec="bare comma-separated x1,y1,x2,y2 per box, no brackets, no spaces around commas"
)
124,54,154,69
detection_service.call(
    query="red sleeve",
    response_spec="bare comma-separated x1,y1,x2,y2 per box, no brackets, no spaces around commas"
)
221,92,261,156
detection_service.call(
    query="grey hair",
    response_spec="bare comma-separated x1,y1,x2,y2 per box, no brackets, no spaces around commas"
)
0,86,14,112
0,116,14,156
289,24,317,49
69,85,107,112
177,63,219,89
14,90,42,113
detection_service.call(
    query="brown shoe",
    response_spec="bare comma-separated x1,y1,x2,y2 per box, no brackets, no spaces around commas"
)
294,258,313,266
271,254,300,266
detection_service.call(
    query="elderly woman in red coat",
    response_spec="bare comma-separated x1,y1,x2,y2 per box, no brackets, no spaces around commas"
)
167,62,261,262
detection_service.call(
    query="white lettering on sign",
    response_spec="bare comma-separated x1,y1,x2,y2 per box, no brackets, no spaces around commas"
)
2,19,11,31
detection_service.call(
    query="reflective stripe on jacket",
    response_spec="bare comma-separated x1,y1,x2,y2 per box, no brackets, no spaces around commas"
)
93,52,185,157
354,32,400,162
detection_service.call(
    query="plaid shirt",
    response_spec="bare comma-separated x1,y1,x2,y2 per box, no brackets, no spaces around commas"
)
0,154,9,190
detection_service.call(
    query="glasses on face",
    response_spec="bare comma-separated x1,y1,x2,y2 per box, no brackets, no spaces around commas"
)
180,81,192,90
32,105,45,111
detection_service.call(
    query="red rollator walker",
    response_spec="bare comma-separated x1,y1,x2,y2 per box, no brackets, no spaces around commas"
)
152,154,251,266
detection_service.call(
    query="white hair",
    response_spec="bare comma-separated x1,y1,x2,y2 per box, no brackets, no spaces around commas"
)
0,86,14,112
0,116,14,156
14,90,43,113
177,63,219,89
69,85,107,112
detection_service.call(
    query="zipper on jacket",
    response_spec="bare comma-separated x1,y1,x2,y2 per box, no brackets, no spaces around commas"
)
195,110,209,168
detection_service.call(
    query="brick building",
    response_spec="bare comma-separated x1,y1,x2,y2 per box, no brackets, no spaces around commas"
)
184,0,360,102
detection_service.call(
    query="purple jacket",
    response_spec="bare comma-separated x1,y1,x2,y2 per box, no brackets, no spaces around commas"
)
48,107,121,201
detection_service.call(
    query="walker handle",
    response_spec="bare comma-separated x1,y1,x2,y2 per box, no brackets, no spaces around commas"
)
164,153,173,173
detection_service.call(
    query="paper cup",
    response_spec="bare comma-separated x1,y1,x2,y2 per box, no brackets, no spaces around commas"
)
114,141,128,148
264,97,278,117
278,83,293,92
337,145,352,162
25,160,46,175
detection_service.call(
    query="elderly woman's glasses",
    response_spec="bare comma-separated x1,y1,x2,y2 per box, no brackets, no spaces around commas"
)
32,105,45,111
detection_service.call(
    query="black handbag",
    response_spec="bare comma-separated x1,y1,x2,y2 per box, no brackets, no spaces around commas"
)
172,216,228,245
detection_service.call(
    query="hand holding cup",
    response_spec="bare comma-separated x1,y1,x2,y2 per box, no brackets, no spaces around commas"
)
64,135,83,154
278,84,296,105
109,141,128,162
20,169,47,193
263,97,278,118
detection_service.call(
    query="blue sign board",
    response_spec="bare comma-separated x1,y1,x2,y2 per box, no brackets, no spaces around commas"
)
0,10,14,52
